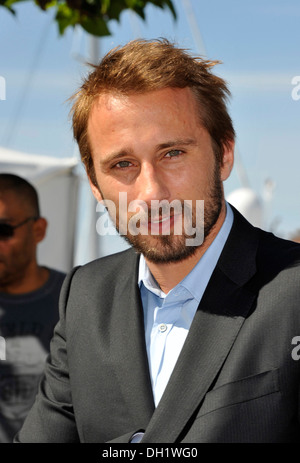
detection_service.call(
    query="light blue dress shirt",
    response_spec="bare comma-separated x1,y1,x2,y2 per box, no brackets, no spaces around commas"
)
138,203,234,406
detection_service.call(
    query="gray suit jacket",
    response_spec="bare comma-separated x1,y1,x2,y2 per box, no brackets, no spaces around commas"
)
15,209,300,442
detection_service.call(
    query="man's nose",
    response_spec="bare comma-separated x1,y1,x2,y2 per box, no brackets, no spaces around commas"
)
136,163,170,203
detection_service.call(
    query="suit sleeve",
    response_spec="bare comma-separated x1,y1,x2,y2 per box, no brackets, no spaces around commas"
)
14,267,81,443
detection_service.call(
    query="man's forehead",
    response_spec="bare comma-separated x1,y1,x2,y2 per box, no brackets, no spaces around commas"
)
90,87,196,112
0,189,18,201
0,190,30,215
92,92,129,112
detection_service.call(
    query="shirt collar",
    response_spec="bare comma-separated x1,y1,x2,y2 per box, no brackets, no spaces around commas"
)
138,202,234,301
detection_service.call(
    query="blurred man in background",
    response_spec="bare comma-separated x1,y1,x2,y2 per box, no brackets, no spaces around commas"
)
0,173,65,442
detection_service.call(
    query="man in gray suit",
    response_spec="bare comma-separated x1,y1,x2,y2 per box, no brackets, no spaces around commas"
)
15,38,300,443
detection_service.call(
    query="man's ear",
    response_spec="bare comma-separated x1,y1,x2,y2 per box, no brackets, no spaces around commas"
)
220,139,235,182
88,176,103,203
33,217,48,244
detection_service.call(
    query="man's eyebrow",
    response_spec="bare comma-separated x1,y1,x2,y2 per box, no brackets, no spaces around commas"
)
156,138,198,150
99,150,133,168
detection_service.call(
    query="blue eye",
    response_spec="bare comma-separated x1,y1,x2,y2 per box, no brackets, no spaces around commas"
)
165,150,182,158
115,160,132,168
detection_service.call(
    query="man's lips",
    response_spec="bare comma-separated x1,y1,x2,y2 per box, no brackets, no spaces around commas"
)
146,213,183,234
148,215,174,224
127,209,184,235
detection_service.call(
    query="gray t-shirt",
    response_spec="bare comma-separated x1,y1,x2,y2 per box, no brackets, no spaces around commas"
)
0,268,66,442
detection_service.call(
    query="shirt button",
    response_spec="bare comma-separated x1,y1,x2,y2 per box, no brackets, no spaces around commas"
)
158,323,167,333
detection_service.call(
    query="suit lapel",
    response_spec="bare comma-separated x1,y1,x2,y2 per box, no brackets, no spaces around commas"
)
109,250,155,428
142,209,260,442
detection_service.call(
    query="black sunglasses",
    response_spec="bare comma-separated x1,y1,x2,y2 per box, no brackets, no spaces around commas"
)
0,217,39,239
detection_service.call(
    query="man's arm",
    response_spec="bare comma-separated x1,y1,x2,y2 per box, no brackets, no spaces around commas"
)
14,268,81,443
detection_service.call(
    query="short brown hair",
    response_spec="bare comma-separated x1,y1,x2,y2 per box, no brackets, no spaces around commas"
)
70,38,235,185
0,173,40,216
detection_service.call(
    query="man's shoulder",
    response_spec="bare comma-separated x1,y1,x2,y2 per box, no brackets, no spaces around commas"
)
39,268,67,297
60,248,139,306
231,206,300,264
73,247,139,279
225,207,300,286
257,227,300,266
46,267,67,285
48,268,67,278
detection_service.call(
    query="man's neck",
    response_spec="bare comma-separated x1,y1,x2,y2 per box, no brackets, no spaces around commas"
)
0,265,50,295
145,203,227,294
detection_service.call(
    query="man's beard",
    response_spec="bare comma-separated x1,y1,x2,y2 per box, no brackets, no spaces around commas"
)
105,163,223,264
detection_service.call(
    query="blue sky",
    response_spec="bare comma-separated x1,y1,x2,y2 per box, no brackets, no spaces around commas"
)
0,0,300,238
